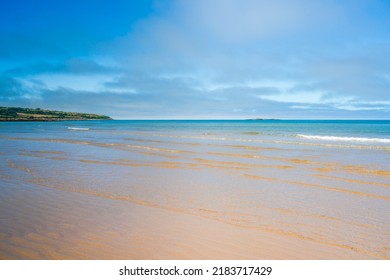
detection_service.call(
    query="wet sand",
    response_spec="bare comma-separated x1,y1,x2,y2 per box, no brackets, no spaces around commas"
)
0,178,373,259
0,127,389,259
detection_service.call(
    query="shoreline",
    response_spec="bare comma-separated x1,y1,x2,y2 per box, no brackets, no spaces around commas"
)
0,120,388,260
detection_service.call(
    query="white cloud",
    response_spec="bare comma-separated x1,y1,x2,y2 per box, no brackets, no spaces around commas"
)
78,0,390,118
34,74,124,93
257,91,324,104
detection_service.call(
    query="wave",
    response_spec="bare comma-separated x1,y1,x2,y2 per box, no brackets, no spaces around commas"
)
131,133,390,150
67,127,90,131
297,134,390,144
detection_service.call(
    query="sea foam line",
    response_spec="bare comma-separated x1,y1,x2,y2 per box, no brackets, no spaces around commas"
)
297,134,390,144
67,127,90,131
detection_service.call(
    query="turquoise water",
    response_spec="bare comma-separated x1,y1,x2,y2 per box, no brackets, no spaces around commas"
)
1,119,389,147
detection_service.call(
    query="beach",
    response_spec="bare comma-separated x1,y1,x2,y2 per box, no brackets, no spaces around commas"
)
0,120,389,259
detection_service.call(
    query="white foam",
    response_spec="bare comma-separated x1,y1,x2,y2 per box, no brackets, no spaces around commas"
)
67,127,90,131
297,134,390,144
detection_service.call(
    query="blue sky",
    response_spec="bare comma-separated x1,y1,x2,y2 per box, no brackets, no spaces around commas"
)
1,0,390,119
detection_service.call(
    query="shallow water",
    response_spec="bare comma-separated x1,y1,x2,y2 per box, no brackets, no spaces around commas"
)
0,120,389,259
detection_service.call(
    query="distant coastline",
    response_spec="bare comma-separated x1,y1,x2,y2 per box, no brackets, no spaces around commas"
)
0,106,112,121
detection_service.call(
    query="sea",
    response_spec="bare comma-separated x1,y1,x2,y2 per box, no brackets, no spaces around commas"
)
0,120,389,259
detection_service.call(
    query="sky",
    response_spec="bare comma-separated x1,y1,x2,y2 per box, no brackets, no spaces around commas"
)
0,0,390,119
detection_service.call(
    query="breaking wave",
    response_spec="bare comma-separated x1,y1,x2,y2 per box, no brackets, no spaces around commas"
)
297,134,390,144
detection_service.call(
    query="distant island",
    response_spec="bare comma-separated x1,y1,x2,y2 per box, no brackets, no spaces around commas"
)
0,107,112,121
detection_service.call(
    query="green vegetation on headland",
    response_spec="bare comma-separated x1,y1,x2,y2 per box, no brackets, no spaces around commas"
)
0,107,112,121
